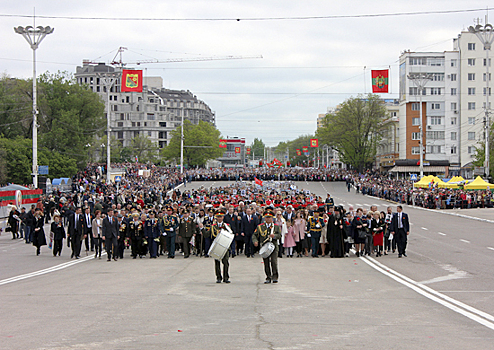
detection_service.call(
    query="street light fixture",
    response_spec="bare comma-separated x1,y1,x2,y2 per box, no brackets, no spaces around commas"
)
468,23,494,179
14,25,54,188
407,72,433,179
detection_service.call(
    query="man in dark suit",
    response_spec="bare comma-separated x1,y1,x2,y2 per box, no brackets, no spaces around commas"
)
102,210,119,261
83,207,94,254
283,205,295,222
68,207,86,259
389,205,410,258
241,207,259,258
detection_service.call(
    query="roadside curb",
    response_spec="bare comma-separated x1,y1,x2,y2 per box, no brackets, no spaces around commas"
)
364,194,494,224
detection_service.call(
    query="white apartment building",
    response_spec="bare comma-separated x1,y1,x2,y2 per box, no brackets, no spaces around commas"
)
454,30,492,175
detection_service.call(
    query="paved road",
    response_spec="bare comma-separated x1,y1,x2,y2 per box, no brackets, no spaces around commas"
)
1,181,494,349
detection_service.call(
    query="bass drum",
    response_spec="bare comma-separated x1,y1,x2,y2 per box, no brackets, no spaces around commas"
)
259,242,275,259
208,228,234,260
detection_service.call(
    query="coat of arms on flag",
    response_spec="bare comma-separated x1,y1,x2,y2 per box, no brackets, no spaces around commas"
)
235,147,241,154
310,138,319,147
219,139,227,148
371,70,389,93
296,149,301,156
121,69,143,92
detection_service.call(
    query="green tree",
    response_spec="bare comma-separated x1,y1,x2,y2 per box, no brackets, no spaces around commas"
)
0,136,77,184
161,120,223,167
0,75,32,139
131,134,159,163
473,139,494,177
0,148,8,185
250,138,265,158
316,94,387,172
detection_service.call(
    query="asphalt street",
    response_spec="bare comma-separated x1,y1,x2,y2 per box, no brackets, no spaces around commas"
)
1,180,494,349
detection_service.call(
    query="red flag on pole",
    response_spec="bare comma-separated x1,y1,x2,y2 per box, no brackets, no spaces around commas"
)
371,70,389,93
219,139,227,148
255,178,263,186
121,70,143,92
310,139,319,147
296,149,301,156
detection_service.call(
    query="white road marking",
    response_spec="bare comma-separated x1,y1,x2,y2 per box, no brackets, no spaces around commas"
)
419,264,468,284
421,227,428,230
359,254,494,331
0,253,105,286
410,222,414,225
437,232,446,236
488,247,494,251
460,239,470,244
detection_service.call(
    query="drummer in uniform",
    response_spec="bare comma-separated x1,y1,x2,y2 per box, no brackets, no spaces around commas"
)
252,209,282,284
208,209,231,283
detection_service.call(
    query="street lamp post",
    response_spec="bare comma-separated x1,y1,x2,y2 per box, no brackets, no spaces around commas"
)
14,24,54,188
96,73,118,184
468,23,494,179
407,72,433,179
180,108,184,174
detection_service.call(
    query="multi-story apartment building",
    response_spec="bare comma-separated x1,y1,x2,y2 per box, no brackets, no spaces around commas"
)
74,61,215,149
375,99,400,171
398,51,461,176
454,29,492,176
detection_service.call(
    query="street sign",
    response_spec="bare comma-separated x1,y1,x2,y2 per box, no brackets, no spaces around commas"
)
38,166,49,175
114,176,122,182
410,174,418,181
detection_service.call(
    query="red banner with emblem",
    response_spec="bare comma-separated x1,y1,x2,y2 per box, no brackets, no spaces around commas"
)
121,69,143,92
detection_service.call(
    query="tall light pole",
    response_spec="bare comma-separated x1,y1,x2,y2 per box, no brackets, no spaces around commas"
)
180,107,184,174
408,72,433,178
14,24,54,188
468,23,494,179
96,72,119,184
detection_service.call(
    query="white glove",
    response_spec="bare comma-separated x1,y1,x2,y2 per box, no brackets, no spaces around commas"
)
307,233,311,238
169,228,173,231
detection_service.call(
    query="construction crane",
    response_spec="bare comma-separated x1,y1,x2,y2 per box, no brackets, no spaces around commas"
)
88,46,262,67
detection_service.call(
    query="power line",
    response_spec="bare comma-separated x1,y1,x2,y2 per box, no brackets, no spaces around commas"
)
0,8,491,21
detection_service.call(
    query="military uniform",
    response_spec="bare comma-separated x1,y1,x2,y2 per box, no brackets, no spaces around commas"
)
209,221,230,282
178,215,197,258
202,214,215,257
161,213,179,258
253,222,282,283
117,218,128,259
128,218,142,258
307,215,325,257
144,216,160,258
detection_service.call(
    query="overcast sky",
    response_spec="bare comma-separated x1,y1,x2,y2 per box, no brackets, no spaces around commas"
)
1,1,492,146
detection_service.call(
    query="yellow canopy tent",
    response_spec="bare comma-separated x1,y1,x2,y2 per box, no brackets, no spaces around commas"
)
413,175,445,188
464,176,494,190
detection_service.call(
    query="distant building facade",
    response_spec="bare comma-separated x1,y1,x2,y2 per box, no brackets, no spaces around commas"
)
74,61,215,149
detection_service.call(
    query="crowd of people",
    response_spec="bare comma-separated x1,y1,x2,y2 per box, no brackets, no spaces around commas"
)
5,164,415,285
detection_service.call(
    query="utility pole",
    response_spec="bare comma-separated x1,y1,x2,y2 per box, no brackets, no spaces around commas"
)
180,107,184,174
408,72,433,179
14,18,54,188
469,23,494,179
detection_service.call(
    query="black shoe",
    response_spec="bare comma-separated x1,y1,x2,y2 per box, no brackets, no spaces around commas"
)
403,253,407,257
216,279,222,283
264,279,271,284
356,252,360,257
223,280,231,283
107,258,111,261
273,280,278,283
398,254,402,258
184,255,189,259
133,256,137,259
75,256,80,259
71,253,74,259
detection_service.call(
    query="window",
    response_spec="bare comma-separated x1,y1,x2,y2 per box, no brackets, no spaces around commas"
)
451,88,457,96
117,122,123,127
483,73,492,81
430,116,442,125
410,87,426,95
451,102,457,111
432,73,444,81
468,117,476,125
112,105,118,111
428,57,444,66
451,117,457,125
468,146,475,154
411,103,420,111
132,122,135,127
484,102,492,109
426,145,442,154
159,141,166,148
158,131,167,139
484,58,492,67
450,73,457,81
137,122,140,127
431,103,440,110
126,96,130,103
120,113,124,121
117,131,124,139
144,122,147,127
147,114,155,120
484,88,492,96
411,132,420,140
148,131,152,137
468,73,476,81
468,132,476,140
426,131,445,139
430,88,442,95
159,122,167,127
411,146,420,155
468,87,476,95
468,43,476,50
134,131,139,137
468,58,476,66
409,57,427,65
451,132,457,140
468,102,476,110
412,117,420,126
451,146,457,154
451,59,457,67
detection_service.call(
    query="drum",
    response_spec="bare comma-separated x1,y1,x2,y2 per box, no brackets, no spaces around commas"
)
208,227,234,260
259,242,275,259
